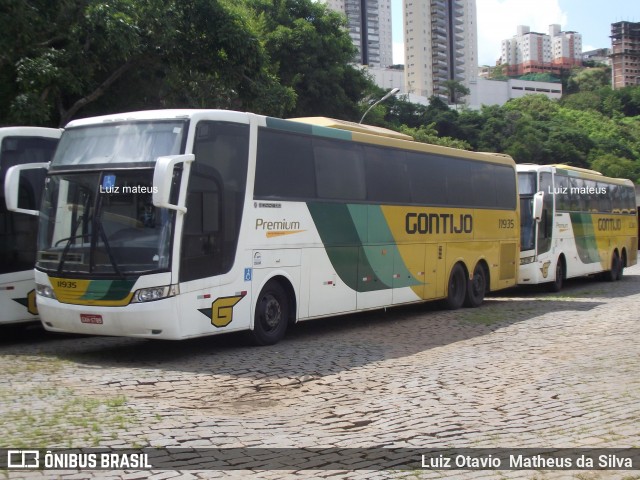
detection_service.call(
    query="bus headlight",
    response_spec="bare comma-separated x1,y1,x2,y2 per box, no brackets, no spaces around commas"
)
520,256,536,265
36,283,57,299
131,285,179,303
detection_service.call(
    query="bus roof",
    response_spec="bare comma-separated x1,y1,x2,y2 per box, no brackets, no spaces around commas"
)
0,126,62,139
63,109,252,129
516,163,634,187
288,117,414,141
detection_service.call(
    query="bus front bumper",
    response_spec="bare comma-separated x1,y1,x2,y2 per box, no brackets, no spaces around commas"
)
37,296,182,339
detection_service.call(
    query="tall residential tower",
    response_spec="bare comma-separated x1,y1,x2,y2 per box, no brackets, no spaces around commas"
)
610,21,640,89
403,0,478,101
321,0,393,67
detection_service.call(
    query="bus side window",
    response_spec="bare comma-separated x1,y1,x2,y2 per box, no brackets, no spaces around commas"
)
181,121,249,282
555,175,569,211
313,139,366,201
609,184,621,214
597,182,611,213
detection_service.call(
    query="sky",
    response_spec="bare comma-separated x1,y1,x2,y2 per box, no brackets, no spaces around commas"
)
391,0,639,66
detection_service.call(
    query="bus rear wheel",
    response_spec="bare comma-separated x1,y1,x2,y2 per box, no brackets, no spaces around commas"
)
464,263,487,308
616,251,626,280
445,263,467,310
251,281,289,346
605,252,620,282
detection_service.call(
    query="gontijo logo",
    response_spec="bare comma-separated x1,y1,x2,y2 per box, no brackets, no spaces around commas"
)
255,218,305,238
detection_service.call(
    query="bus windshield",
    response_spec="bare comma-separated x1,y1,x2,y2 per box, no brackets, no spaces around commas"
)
51,121,186,167
518,172,537,252
36,169,176,276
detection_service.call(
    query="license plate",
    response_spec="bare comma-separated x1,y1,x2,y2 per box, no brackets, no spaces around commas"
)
80,314,103,324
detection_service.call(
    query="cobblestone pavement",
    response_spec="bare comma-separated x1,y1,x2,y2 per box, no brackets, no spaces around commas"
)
2,264,640,480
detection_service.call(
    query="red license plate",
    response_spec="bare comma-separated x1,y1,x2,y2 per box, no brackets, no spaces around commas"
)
80,314,103,324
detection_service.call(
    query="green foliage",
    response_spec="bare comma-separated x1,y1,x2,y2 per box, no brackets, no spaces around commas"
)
566,67,610,93
251,0,371,119
1,0,638,184
518,73,561,83
0,0,369,126
399,123,472,150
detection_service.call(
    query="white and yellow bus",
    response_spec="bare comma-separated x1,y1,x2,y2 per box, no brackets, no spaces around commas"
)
6,110,519,344
518,164,637,291
1,127,61,325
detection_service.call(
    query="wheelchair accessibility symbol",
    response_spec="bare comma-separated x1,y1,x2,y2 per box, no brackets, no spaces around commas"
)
244,268,252,281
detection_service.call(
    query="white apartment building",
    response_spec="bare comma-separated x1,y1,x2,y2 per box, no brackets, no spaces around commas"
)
321,0,393,67
500,25,582,76
403,0,478,102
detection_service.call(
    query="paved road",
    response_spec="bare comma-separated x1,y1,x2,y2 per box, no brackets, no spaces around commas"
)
2,264,640,479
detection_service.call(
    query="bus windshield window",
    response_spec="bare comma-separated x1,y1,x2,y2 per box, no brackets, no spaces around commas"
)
51,121,186,166
518,172,537,252
37,170,175,275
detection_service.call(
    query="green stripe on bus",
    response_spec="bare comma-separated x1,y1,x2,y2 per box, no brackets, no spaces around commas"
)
79,280,136,301
569,212,601,264
307,203,420,292
266,117,352,141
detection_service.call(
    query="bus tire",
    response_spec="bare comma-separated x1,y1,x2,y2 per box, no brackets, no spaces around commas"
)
464,263,487,308
251,281,289,346
617,250,626,281
605,252,619,282
548,259,564,292
445,263,467,310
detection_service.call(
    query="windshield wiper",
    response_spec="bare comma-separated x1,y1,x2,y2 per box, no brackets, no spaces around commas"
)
57,203,92,275
95,221,123,278
90,192,124,278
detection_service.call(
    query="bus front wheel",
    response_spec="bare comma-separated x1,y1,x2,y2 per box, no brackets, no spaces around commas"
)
548,259,564,292
251,281,289,346
445,263,467,310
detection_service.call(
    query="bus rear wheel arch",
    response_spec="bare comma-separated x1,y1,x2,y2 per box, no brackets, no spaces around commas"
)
445,262,467,310
464,261,489,308
250,278,294,346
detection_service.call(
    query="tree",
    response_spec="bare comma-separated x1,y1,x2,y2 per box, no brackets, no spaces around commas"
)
398,123,472,150
251,0,372,119
2,0,295,126
566,67,610,93
444,79,470,107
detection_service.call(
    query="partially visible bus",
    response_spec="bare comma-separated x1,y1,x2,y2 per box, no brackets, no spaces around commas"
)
518,164,637,291
1,127,61,325
6,110,519,344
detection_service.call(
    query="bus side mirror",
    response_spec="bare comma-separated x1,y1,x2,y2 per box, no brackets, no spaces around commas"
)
4,162,50,216
533,191,544,222
152,154,194,213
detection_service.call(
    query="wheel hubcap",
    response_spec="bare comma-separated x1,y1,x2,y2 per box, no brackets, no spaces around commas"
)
262,295,281,330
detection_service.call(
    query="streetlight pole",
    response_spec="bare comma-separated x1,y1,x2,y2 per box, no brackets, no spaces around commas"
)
359,88,400,124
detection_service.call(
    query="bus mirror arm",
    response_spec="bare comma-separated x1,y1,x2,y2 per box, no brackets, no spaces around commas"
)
4,162,50,216
152,154,194,214
533,191,544,222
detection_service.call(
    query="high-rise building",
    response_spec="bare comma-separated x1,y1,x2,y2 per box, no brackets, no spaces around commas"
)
500,25,582,76
320,0,393,68
403,0,478,102
610,21,640,89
